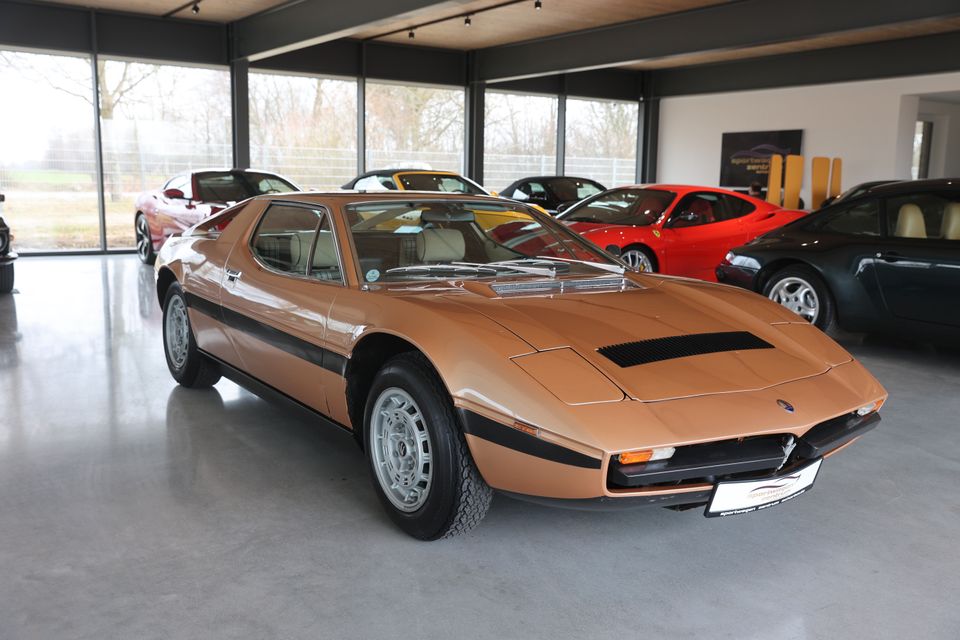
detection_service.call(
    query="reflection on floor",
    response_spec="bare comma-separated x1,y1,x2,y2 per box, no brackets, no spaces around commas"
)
1,255,958,639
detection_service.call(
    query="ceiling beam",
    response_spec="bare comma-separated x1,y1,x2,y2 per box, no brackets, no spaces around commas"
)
476,0,960,82
652,30,960,97
232,0,466,61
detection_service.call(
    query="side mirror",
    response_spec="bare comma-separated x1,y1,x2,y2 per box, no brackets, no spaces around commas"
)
163,188,185,200
667,211,698,227
605,244,622,257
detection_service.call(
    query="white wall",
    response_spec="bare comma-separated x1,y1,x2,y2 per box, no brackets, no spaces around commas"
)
657,71,960,197
918,98,960,178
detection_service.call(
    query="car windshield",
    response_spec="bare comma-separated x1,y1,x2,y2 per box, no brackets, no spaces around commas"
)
195,172,299,202
545,178,604,202
558,188,676,225
345,199,622,283
396,173,485,195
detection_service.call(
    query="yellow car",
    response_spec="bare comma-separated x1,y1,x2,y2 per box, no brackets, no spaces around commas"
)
342,169,531,230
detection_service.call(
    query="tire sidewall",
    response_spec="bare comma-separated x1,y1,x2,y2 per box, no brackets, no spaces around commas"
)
363,357,461,540
764,266,834,330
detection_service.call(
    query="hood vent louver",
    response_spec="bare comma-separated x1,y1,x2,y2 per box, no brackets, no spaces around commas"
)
598,331,774,367
491,277,640,297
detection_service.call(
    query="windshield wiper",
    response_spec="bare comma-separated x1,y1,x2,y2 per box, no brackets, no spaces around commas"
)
385,264,499,277
457,259,561,276
533,255,626,275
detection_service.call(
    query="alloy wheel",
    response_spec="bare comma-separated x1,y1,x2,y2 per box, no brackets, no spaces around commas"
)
165,295,190,369
768,276,820,323
370,387,433,512
621,249,653,272
136,217,151,261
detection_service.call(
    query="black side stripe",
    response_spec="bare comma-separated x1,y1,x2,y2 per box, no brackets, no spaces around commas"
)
184,291,347,377
458,409,602,470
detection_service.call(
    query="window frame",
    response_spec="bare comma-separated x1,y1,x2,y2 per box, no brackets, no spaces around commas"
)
668,191,755,228
247,200,346,286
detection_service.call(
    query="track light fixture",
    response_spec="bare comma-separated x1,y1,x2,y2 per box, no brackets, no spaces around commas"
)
464,15,472,27
534,0,542,9
191,2,200,14
408,29,416,39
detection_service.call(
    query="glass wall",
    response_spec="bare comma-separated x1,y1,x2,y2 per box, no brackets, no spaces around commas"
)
365,81,464,175
484,91,558,192
250,71,357,190
99,59,232,248
0,49,100,251
564,97,638,188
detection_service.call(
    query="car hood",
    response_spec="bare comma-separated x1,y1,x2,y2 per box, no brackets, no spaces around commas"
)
440,274,851,403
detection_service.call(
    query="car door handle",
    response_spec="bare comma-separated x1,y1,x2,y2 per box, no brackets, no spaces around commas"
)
226,269,242,282
875,251,901,263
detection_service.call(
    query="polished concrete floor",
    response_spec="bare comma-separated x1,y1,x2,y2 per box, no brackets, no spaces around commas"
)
0,255,957,639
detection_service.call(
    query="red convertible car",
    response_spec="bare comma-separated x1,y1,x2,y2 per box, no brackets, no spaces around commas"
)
135,169,300,264
556,185,807,281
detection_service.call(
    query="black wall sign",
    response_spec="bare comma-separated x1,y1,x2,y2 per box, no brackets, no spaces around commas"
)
719,130,803,187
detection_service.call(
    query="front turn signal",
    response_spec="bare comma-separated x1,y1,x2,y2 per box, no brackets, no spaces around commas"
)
618,447,675,465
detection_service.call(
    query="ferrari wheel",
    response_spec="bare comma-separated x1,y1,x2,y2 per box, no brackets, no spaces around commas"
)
621,245,657,273
364,352,492,540
764,265,835,331
135,214,156,265
162,283,221,388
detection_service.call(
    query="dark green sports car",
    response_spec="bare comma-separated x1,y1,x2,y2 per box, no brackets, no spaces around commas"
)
717,178,960,344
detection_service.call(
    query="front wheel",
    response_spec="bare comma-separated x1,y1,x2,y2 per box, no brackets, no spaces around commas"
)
135,214,156,265
621,244,657,273
162,283,221,387
364,353,492,540
763,265,835,331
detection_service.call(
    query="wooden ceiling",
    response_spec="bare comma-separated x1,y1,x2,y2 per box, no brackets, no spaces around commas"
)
353,0,734,48
620,17,960,70
39,0,289,22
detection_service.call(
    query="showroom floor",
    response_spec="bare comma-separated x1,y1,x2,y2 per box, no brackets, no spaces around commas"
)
1,255,957,639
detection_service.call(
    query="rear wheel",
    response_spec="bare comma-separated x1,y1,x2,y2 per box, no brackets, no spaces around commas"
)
621,244,657,273
0,263,13,294
364,353,492,540
764,265,835,331
162,283,220,388
135,214,156,265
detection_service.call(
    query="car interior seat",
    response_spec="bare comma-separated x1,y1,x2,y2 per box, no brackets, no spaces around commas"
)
895,203,927,238
688,198,715,224
940,203,960,240
417,228,465,263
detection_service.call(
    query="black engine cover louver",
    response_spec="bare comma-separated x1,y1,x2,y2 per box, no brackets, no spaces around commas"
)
597,331,774,367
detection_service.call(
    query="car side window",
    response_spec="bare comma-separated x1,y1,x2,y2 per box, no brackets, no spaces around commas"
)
670,193,719,227
251,204,343,282
886,192,960,241
165,175,190,198
816,200,881,236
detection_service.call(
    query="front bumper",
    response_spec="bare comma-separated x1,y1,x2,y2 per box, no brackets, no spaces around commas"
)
608,411,880,490
0,250,17,265
715,263,758,290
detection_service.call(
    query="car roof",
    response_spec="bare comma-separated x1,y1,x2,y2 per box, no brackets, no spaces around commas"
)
508,176,603,183
248,190,512,204
854,178,960,197
352,169,461,178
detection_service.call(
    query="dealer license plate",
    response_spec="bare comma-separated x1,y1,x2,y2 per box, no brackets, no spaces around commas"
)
704,458,822,517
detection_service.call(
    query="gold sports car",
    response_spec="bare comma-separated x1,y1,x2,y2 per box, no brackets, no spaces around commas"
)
155,191,886,539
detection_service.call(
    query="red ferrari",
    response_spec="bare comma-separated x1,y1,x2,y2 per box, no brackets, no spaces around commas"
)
556,185,807,281
134,169,299,264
